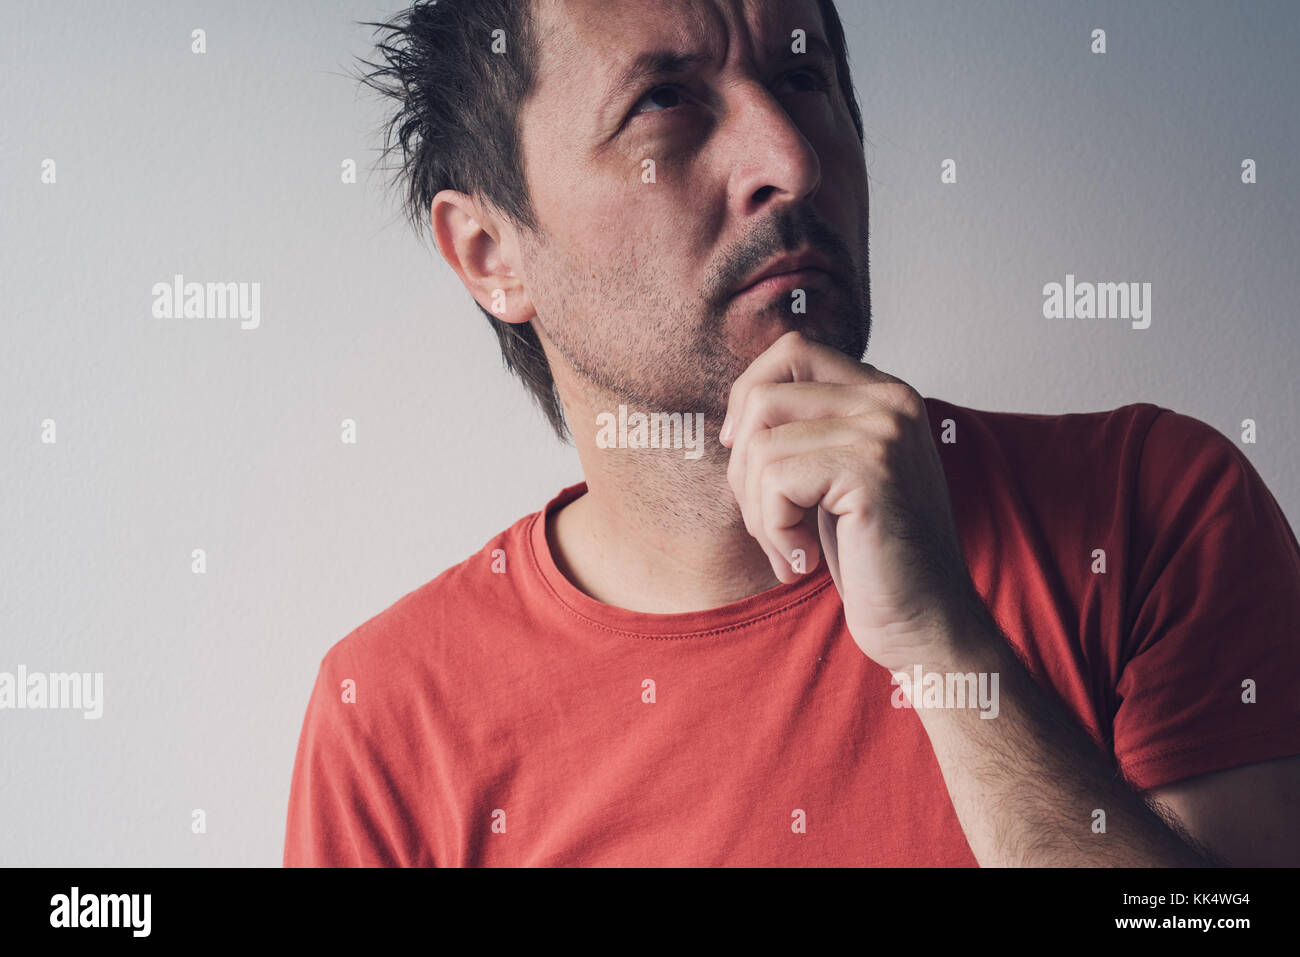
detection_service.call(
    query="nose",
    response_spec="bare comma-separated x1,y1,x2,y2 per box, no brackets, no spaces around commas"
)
721,82,823,219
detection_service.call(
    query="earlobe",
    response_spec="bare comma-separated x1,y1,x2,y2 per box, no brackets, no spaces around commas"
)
430,189,533,324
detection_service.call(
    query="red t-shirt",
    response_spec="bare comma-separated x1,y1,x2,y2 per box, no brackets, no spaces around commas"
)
283,399,1300,866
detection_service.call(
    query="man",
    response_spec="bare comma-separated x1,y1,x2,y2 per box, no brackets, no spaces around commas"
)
284,0,1300,866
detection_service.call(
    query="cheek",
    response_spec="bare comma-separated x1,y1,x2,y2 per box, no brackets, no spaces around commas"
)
527,165,712,309
522,231,624,326
819,147,868,231
516,232,574,323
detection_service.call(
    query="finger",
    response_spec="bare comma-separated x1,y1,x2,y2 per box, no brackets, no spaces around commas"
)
730,427,796,578
725,380,865,504
720,330,900,446
762,467,822,581
760,449,855,583
817,506,843,595
739,417,870,577
726,382,896,515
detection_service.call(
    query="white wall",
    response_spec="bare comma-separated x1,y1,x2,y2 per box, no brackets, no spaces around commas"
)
1,0,1295,865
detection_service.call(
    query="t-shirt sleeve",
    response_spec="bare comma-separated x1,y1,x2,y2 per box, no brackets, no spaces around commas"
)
282,643,406,867
1113,408,1300,791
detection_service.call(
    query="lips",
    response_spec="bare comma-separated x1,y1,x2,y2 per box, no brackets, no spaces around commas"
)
731,249,835,297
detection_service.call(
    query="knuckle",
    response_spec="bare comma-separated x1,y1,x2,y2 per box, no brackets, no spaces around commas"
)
854,436,887,469
878,412,905,442
891,382,925,417
778,329,807,354
726,457,743,495
726,379,745,408
851,382,877,411
754,453,779,497
749,381,778,413
745,435,772,476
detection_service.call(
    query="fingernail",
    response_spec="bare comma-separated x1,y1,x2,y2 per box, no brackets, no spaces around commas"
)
719,413,732,443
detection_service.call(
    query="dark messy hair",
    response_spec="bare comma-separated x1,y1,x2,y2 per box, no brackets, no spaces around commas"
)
354,0,865,442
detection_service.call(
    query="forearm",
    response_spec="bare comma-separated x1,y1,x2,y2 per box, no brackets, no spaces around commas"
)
910,606,1217,867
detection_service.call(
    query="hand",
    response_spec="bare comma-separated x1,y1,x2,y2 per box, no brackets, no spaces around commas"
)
719,330,982,671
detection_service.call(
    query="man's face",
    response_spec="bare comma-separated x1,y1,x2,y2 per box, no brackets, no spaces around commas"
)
515,0,871,423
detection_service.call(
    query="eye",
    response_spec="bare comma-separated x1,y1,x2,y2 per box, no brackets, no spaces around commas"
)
627,64,834,121
776,64,834,95
630,83,690,116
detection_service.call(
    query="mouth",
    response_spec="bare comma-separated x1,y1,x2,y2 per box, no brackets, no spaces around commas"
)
730,267,833,300
728,249,836,300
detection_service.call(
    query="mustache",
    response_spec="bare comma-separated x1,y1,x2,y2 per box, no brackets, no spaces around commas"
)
707,207,851,307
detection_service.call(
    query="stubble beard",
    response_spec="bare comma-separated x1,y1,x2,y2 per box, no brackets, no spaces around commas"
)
529,211,872,471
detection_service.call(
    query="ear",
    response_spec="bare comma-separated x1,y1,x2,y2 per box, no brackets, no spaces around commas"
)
430,189,534,325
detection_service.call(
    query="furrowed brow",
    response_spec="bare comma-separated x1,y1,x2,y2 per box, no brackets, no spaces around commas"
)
594,34,836,133
600,48,715,114
765,33,835,66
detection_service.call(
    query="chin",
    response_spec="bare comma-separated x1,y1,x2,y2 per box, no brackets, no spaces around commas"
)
723,306,804,355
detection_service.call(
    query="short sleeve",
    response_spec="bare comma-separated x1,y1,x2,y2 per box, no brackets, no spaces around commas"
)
282,643,405,866
1112,410,1300,790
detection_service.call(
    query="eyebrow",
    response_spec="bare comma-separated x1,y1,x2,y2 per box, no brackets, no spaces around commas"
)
601,49,716,114
599,34,837,117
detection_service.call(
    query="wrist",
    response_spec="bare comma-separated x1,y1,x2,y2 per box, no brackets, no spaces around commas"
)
915,591,1003,674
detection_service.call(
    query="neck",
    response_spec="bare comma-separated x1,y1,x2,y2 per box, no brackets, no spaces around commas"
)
546,373,783,614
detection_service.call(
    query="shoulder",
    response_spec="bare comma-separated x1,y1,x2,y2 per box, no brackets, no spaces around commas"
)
918,398,1278,567
924,397,1247,461
924,393,1269,489
921,396,1168,452
1124,409,1297,584
313,506,538,689
918,398,1254,484
1132,407,1254,482
920,397,1168,515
